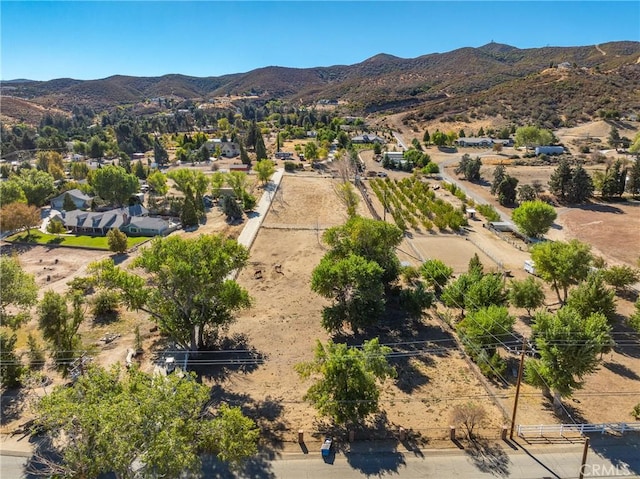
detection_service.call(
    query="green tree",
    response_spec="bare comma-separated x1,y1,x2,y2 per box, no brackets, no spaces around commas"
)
34,365,258,478
423,129,430,146
15,168,56,206
467,253,483,276
548,159,573,201
311,254,385,333
517,184,538,203
629,299,640,332
255,132,267,161
431,130,448,147
490,165,506,196
531,240,593,303
0,256,38,329
153,137,169,165
62,193,76,212
526,307,612,408
565,273,616,323
70,161,90,180
441,272,479,314
465,273,508,312
495,175,519,205
89,235,251,351
0,180,27,206
254,159,276,185
37,291,84,374
625,158,640,197
511,200,557,239
0,332,24,388
455,154,482,182
91,165,139,207
420,259,453,296
107,228,128,253
601,160,627,198
180,185,200,227
134,159,147,179
508,277,545,316
210,171,226,198
146,169,169,196
220,194,243,220
46,219,66,234
601,265,639,294
295,338,396,426
334,181,359,218
304,141,319,163
88,135,106,159
567,164,593,203
608,126,621,148
457,305,515,376
322,216,404,285
0,202,41,239
239,141,251,166
226,171,248,199
514,126,554,150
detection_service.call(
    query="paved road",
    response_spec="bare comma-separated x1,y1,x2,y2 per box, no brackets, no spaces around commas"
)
4,439,639,478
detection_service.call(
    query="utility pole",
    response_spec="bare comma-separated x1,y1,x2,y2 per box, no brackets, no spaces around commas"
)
578,437,590,479
509,337,527,440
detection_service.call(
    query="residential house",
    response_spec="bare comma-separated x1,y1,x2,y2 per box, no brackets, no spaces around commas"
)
351,134,386,144
455,137,494,147
50,189,93,211
205,139,240,158
120,216,179,237
62,205,149,236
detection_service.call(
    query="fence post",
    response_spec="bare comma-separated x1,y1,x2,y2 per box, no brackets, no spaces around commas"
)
298,430,304,443
450,426,456,441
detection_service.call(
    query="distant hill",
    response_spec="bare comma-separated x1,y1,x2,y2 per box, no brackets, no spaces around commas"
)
2,41,639,127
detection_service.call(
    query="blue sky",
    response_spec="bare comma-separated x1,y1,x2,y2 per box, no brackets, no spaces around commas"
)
1,1,639,81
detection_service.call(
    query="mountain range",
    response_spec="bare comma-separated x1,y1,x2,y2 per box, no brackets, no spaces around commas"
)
1,41,639,127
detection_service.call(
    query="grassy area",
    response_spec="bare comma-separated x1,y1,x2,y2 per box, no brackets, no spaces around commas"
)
6,231,150,250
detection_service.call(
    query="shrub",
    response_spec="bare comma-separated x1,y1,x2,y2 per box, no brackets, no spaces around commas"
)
476,204,501,222
92,290,120,319
284,161,296,173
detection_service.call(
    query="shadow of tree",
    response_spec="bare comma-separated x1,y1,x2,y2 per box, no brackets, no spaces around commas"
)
189,333,266,381
335,311,455,394
0,388,28,426
465,439,511,477
587,434,640,476
603,360,640,380
345,447,407,477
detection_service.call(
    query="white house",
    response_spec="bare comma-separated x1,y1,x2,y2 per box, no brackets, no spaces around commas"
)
205,139,240,158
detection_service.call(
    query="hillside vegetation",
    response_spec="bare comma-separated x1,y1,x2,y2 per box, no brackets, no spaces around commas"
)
2,42,638,127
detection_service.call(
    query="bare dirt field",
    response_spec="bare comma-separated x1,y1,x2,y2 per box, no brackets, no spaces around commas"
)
222,175,507,442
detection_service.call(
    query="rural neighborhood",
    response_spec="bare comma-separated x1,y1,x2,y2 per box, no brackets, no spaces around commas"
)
1,31,640,479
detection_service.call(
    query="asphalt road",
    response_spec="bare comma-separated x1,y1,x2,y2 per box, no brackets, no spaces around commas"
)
4,439,640,479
